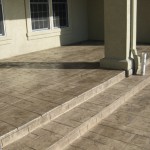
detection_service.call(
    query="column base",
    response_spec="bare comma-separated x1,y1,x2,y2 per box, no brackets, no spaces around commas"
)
100,58,133,76
132,54,141,75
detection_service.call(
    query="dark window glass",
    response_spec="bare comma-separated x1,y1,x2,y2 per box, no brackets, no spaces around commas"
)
52,0,69,28
30,0,50,30
0,0,4,35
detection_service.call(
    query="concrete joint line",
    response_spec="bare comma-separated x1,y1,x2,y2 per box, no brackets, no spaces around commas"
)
0,72,125,148
45,75,150,150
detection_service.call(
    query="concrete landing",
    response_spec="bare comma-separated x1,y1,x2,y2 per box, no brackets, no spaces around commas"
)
3,64,150,150
65,82,150,150
0,41,125,148
0,41,150,149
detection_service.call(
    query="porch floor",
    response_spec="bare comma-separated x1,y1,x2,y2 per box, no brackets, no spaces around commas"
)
0,41,118,138
0,41,149,146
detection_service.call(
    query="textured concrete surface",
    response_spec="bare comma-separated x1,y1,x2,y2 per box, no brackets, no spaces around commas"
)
3,64,150,150
65,83,150,150
0,41,150,149
0,41,125,147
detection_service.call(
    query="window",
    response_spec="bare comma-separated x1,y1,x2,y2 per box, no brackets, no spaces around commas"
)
52,0,68,28
30,0,50,30
0,0,4,36
30,0,69,31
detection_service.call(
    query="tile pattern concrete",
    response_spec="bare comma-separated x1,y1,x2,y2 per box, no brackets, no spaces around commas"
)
0,41,125,148
65,83,150,150
1,41,150,149
3,63,150,150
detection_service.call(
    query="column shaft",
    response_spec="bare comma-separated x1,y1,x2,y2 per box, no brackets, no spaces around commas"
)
131,0,141,74
101,0,133,73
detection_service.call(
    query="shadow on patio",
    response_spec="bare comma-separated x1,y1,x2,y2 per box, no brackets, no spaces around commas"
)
0,62,100,69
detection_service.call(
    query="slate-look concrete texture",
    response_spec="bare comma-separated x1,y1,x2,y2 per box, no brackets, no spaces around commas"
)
3,66,150,150
0,42,124,148
0,41,150,150
65,83,150,150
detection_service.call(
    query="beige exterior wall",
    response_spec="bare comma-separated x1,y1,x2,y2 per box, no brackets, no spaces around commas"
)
137,0,150,43
0,0,150,60
0,0,88,59
87,0,150,44
87,0,104,41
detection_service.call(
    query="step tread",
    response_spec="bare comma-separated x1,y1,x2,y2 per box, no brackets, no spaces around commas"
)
3,65,150,150
0,70,125,148
65,84,150,150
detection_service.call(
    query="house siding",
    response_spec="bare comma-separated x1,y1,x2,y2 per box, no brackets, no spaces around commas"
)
0,0,88,59
88,0,104,41
88,0,150,44
137,0,150,43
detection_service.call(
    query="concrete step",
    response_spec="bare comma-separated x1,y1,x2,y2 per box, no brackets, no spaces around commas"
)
3,64,150,150
0,70,125,148
64,84,150,150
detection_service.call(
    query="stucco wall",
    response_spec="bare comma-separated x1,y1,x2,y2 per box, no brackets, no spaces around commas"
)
87,0,150,44
87,0,104,41
137,0,150,43
0,0,88,59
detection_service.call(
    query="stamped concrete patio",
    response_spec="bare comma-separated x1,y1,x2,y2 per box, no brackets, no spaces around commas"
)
0,41,122,143
0,41,150,149
65,83,150,150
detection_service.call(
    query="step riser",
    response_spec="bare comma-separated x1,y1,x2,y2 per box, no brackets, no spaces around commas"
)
0,72,125,148
48,75,150,150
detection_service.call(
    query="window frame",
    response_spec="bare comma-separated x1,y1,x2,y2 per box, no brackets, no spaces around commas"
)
29,0,69,32
30,0,51,31
52,0,69,29
0,0,5,36
25,0,72,40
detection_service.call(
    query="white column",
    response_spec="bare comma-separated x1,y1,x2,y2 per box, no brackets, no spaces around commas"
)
131,0,137,52
130,0,141,74
100,0,133,75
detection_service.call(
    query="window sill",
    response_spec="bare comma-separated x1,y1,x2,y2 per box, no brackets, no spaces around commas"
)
27,27,72,40
0,36,12,46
